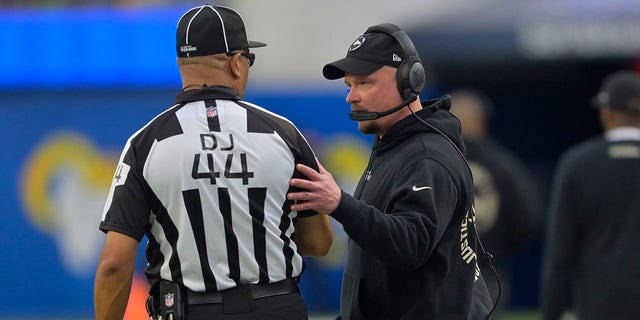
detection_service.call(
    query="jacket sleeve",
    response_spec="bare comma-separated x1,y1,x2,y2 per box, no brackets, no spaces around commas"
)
330,158,460,271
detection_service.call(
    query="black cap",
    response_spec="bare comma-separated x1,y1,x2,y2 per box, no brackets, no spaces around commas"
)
323,32,403,80
592,70,640,113
176,5,266,58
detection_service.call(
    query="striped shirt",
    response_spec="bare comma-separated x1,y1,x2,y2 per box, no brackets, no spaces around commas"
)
100,85,318,292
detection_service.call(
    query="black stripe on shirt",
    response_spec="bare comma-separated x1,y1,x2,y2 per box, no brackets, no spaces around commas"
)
156,107,184,142
205,99,221,132
248,187,269,283
246,108,275,133
219,187,241,282
152,195,184,284
182,189,218,291
278,212,295,278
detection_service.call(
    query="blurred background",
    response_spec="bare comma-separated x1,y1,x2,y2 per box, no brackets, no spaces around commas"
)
2,0,639,319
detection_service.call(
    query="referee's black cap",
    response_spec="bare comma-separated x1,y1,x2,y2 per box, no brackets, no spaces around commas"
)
592,70,640,113
323,32,403,80
176,5,266,58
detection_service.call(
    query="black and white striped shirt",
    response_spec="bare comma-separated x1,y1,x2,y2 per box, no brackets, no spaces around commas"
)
100,86,318,292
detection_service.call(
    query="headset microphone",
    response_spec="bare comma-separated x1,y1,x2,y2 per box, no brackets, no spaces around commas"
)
349,94,417,121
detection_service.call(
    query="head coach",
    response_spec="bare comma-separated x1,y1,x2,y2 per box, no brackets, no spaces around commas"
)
287,23,495,319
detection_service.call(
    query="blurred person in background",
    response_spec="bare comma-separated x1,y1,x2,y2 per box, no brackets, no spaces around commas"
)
287,23,494,319
94,5,332,320
540,70,640,320
450,89,543,316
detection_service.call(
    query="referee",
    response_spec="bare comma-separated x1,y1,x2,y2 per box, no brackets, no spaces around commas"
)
94,5,332,320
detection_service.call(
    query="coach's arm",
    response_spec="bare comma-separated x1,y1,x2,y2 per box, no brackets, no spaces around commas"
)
94,231,138,320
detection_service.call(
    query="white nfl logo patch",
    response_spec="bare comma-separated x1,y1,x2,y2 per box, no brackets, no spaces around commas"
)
164,293,174,307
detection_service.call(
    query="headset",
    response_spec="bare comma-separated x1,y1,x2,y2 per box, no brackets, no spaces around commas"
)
348,23,427,121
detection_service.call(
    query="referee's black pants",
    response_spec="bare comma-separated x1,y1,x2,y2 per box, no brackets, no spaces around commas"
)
186,292,308,320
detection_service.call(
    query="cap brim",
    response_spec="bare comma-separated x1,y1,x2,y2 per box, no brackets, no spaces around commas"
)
322,57,384,80
248,40,267,48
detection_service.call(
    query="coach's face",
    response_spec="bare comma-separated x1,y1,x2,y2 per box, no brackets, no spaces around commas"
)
345,66,403,136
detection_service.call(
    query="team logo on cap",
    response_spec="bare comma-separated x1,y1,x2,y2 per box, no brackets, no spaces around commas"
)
348,35,366,52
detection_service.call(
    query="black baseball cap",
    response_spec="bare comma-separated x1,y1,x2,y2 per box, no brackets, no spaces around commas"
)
592,70,640,113
176,5,266,58
323,31,403,80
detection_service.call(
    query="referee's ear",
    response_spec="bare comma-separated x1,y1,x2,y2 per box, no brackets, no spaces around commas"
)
229,54,244,79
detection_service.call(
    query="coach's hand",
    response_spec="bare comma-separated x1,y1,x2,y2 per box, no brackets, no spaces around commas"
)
288,159,341,214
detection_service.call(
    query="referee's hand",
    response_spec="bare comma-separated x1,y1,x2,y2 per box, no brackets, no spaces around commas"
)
288,159,341,214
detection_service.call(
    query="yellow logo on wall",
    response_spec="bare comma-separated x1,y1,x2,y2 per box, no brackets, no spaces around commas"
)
20,131,117,276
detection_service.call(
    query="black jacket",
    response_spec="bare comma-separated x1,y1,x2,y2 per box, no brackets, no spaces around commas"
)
331,96,493,319
541,129,640,320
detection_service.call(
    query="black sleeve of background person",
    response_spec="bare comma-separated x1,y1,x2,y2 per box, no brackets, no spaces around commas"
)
240,101,319,217
483,140,543,255
498,158,543,254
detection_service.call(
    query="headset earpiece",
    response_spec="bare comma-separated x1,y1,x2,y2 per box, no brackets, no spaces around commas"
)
365,23,426,101
398,57,425,100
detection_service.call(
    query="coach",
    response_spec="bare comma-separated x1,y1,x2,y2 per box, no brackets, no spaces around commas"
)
288,23,494,319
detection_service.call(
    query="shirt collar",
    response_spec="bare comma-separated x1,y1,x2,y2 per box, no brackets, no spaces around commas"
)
174,85,240,105
605,127,640,141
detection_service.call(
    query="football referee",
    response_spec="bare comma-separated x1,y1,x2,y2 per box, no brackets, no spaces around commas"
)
94,5,332,320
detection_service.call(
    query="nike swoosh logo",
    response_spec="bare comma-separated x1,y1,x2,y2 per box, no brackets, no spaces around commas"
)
412,185,432,191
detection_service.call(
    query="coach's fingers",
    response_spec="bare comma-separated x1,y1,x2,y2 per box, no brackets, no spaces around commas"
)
289,176,316,191
290,201,309,212
287,190,311,201
289,193,319,212
296,163,320,179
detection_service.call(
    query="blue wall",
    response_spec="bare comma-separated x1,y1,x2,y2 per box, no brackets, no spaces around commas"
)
0,7,183,89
